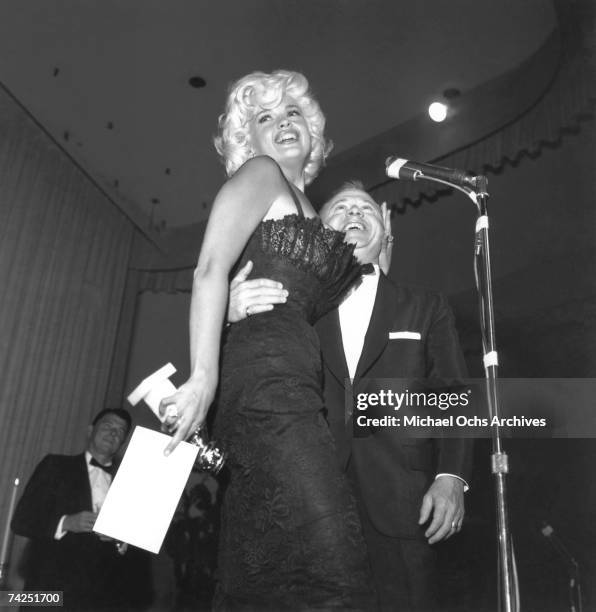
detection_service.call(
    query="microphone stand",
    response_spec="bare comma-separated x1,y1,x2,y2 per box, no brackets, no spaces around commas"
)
473,176,519,612
402,172,520,612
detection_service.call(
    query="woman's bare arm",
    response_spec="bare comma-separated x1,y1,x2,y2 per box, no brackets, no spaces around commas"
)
161,156,287,453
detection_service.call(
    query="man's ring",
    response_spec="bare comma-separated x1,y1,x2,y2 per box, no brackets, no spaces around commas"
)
451,520,457,529
386,235,394,243
246,305,251,317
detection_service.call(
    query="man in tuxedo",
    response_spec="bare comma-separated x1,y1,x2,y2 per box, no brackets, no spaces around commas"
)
12,407,150,611
229,182,472,611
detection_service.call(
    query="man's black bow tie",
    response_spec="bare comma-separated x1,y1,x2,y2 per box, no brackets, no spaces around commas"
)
90,457,115,475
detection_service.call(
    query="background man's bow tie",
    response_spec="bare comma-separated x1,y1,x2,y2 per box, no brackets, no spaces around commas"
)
90,457,115,475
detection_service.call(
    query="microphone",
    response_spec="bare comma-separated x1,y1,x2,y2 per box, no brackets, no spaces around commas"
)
386,156,478,188
541,522,579,573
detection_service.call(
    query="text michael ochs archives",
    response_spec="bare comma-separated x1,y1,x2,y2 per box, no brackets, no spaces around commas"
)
350,379,596,438
353,388,547,431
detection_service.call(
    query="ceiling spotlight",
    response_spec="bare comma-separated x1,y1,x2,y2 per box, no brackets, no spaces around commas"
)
428,101,448,123
188,76,206,89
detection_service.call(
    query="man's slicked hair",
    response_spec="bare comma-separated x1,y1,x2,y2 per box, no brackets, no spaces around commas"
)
92,408,132,434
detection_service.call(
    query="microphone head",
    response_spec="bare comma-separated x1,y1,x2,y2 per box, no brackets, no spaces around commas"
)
541,524,554,537
386,157,411,180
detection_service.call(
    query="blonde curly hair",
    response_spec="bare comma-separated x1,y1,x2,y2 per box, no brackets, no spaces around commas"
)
214,70,332,185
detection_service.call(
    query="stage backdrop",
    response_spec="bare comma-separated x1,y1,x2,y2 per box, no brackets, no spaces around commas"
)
0,85,135,547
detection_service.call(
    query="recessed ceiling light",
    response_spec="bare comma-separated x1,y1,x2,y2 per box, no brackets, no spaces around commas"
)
428,102,448,122
188,76,206,89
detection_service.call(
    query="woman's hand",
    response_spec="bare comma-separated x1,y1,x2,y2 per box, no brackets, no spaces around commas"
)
159,373,216,455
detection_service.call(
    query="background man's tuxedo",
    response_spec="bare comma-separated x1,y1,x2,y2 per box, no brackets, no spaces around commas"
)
12,453,150,611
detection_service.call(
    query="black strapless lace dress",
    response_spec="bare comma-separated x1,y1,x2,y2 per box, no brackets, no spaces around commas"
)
213,200,373,610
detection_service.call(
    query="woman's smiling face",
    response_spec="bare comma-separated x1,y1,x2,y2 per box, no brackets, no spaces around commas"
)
248,95,312,168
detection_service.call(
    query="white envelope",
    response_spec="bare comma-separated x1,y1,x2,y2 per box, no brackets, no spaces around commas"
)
388,331,421,340
93,426,198,554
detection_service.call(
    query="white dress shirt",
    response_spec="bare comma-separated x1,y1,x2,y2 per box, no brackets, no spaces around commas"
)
86,451,113,511
338,265,380,379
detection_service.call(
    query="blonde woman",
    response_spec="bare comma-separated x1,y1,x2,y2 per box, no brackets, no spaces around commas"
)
161,70,372,609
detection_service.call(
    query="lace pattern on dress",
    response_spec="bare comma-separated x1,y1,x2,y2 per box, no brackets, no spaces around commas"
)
258,214,373,319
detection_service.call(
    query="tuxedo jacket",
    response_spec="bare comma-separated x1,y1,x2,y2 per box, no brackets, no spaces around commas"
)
11,453,147,610
316,274,472,539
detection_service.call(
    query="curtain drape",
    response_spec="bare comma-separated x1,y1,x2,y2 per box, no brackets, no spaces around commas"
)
0,86,134,531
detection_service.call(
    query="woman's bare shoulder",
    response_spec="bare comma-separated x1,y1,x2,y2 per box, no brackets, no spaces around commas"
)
233,155,284,182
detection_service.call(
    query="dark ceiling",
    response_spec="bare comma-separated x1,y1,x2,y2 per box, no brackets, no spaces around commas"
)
0,0,555,228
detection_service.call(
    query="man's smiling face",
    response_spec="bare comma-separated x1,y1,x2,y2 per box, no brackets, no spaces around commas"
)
321,187,385,264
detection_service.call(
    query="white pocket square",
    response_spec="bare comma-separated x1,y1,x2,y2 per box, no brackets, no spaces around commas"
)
389,331,421,340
